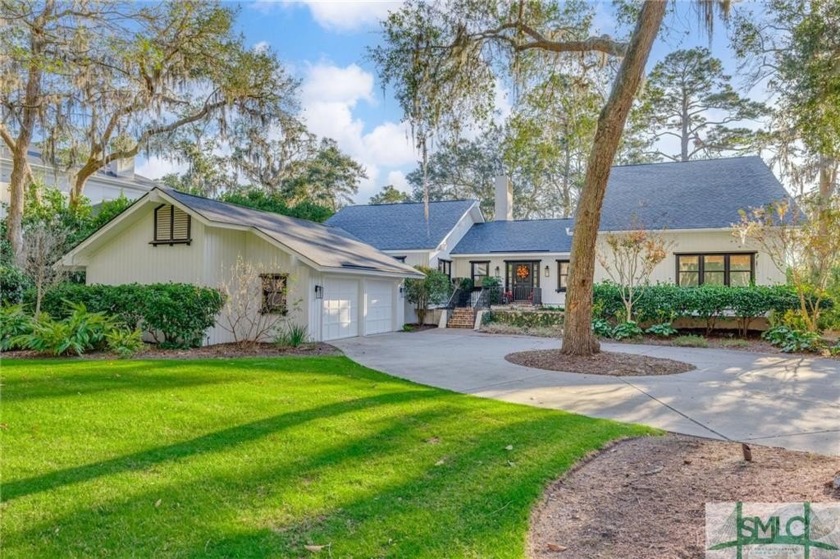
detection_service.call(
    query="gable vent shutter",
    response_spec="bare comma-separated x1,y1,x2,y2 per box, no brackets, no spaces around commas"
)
156,205,173,240
172,207,190,240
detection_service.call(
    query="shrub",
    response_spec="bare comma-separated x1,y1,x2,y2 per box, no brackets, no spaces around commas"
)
275,323,309,348
482,275,503,305
405,267,451,325
0,264,31,306
486,310,564,329
0,305,33,351
36,283,225,348
646,323,678,337
592,318,613,338
106,328,145,358
611,321,643,340
672,335,709,348
13,302,113,356
592,283,807,335
761,325,824,353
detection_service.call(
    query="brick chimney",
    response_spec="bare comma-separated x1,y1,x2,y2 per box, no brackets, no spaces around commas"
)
494,175,513,221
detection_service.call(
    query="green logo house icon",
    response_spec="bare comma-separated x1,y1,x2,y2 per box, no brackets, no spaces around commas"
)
706,502,840,559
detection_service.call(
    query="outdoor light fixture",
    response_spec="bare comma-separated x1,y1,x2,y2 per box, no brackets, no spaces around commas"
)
494,265,500,277
544,265,550,277
314,285,323,299
399,285,404,298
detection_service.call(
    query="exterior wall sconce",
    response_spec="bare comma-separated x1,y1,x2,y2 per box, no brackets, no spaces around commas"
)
314,285,323,299
544,265,550,277
399,284,405,298
494,266,500,277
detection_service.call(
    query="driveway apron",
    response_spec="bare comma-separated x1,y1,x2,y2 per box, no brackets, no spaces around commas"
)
334,329,840,456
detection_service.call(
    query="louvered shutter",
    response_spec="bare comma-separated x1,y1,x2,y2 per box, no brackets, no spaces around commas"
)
172,207,190,240
155,205,172,240
154,205,191,242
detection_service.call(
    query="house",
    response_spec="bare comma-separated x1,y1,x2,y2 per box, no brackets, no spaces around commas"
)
60,186,424,343
327,156,790,315
0,148,155,212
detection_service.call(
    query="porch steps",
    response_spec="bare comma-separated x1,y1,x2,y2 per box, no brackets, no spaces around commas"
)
447,307,476,329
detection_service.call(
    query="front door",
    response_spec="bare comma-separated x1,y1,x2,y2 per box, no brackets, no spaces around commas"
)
509,262,536,302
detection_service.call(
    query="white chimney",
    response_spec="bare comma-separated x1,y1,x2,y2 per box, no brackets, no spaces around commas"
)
109,156,135,178
494,175,513,221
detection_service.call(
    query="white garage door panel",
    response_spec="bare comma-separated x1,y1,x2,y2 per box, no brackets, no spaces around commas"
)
365,281,393,335
323,279,359,341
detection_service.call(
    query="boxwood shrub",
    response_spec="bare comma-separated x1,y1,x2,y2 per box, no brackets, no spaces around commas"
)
33,283,226,348
592,283,810,335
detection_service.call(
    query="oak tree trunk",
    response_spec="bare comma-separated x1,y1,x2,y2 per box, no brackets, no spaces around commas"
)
6,4,48,264
560,0,667,356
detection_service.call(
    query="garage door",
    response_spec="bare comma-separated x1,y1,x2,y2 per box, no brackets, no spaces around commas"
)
365,280,393,335
322,278,359,341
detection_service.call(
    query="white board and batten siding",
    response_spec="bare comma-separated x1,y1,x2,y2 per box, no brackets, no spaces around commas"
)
82,203,406,345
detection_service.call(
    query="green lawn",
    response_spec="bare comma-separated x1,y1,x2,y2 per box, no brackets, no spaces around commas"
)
1,356,652,558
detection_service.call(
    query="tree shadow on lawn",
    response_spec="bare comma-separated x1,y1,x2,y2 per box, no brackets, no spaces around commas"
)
6,402,643,558
0,389,436,502
0,357,377,403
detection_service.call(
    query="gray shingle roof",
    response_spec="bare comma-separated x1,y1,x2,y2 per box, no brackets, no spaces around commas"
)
160,188,421,277
451,219,575,254
325,200,477,251
599,156,790,231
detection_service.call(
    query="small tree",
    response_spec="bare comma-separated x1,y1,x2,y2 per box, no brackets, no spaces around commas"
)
21,222,69,316
404,266,451,325
218,257,287,346
735,196,840,332
596,228,670,323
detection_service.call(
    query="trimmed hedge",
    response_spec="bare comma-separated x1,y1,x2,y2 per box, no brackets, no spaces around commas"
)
485,309,564,329
592,283,818,335
32,283,226,348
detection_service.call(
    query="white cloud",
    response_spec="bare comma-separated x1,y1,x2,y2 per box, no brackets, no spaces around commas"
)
135,156,186,180
301,63,374,105
302,1,401,32
386,170,410,191
248,1,402,31
252,41,270,54
299,62,418,202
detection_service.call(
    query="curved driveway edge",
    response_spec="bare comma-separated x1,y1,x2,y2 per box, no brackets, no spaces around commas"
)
333,329,840,456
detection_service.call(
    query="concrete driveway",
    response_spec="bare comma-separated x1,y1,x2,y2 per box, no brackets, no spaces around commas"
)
333,329,840,456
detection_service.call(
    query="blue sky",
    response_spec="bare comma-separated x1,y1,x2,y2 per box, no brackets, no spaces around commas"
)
138,1,762,203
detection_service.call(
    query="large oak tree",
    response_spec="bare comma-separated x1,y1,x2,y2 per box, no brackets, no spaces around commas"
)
1,0,295,261
372,0,729,355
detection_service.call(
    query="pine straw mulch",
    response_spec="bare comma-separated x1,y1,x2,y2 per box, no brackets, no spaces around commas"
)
2,342,341,360
529,435,840,558
505,349,695,376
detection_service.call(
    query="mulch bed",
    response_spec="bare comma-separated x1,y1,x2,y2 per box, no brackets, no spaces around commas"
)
2,342,341,360
529,435,840,558
505,350,695,376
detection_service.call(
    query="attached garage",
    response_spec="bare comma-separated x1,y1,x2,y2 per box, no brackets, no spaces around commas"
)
59,187,423,346
365,280,393,335
322,278,359,341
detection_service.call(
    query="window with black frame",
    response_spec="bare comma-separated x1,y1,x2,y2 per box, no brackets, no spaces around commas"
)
438,259,452,278
556,260,570,292
471,261,489,287
676,253,755,286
